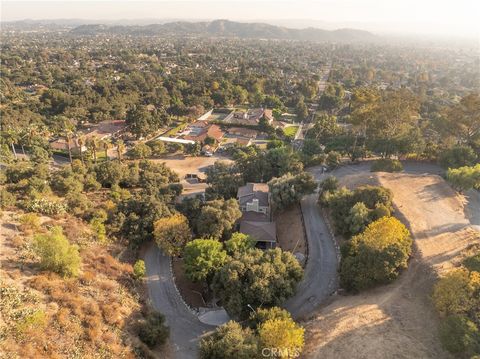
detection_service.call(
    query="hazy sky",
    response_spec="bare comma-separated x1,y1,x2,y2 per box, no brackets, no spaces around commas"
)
2,0,479,37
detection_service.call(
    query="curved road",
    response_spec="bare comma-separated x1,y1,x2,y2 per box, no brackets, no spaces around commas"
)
144,159,475,358
284,190,338,319
144,244,212,359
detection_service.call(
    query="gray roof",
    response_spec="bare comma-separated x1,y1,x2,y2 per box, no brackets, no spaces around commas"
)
240,221,277,243
237,183,269,207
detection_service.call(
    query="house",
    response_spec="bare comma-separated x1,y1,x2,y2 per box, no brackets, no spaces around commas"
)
49,137,86,154
81,120,127,141
237,183,276,249
227,127,258,139
183,122,225,143
237,183,271,217
240,221,276,249
227,108,273,126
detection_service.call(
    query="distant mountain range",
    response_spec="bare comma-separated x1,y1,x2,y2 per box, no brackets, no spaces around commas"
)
68,19,375,42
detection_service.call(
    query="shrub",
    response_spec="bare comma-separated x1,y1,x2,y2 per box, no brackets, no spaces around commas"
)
0,188,16,209
24,198,67,215
439,315,480,356
138,312,169,348
447,164,480,192
33,226,81,277
463,253,480,273
19,213,41,232
432,269,480,317
439,146,477,169
371,158,403,172
326,151,341,168
133,260,146,279
340,217,412,291
248,307,292,329
200,321,258,359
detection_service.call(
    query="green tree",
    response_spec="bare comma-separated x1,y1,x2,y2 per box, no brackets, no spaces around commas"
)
184,239,227,283
340,217,412,291
268,172,317,211
33,226,81,277
129,142,153,159
153,213,192,256
432,269,480,317
258,318,305,359
205,161,244,200
346,202,370,235
199,321,258,359
224,232,256,255
212,248,303,318
196,199,242,239
439,315,480,356
439,146,477,169
138,311,169,348
447,164,480,192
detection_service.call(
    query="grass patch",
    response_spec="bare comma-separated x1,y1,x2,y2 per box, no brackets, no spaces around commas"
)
283,126,299,138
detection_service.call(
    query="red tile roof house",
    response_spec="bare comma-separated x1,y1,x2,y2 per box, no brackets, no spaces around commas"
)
183,123,225,143
237,183,277,249
50,120,126,155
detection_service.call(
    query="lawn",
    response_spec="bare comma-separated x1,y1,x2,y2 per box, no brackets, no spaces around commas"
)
283,125,299,138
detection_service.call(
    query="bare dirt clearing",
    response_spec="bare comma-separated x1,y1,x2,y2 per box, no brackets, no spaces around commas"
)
153,153,232,179
276,204,307,259
304,171,480,359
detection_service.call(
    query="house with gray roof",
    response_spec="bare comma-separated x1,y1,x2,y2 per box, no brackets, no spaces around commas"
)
237,183,276,249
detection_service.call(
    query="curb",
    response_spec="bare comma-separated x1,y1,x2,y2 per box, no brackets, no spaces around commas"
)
169,257,199,316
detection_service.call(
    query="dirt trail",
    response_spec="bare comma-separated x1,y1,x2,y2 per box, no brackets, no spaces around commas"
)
304,171,480,359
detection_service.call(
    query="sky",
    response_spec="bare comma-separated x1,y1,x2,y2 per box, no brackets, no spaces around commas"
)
1,0,479,37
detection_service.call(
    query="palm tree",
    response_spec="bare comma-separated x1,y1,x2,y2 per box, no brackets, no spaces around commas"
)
86,137,99,163
76,135,85,164
3,128,18,159
116,139,125,162
102,138,111,161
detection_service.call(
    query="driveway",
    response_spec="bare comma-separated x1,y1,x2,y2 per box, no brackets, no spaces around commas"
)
144,244,212,359
284,171,339,319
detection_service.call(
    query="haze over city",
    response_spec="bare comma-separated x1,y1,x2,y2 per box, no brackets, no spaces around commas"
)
2,0,479,37
1,1,479,359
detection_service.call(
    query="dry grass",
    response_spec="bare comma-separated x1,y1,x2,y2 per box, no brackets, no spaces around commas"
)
0,210,169,358
275,204,307,258
304,172,480,359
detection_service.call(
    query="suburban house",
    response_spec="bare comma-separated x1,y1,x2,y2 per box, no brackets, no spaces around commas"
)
49,120,126,154
227,108,274,126
182,121,225,144
237,183,277,249
227,127,258,139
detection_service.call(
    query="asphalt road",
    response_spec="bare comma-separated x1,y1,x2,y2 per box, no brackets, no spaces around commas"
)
144,244,212,359
284,171,339,320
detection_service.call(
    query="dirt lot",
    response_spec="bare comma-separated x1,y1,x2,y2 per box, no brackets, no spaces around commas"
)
172,257,209,308
304,171,480,359
276,204,307,261
153,153,232,179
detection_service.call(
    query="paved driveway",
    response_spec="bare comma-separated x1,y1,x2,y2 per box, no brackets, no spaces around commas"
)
284,171,339,319
144,244,212,359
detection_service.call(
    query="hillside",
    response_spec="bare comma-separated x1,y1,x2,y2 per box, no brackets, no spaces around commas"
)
70,19,375,42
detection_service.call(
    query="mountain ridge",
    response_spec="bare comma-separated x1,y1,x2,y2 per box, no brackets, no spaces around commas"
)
69,19,376,42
